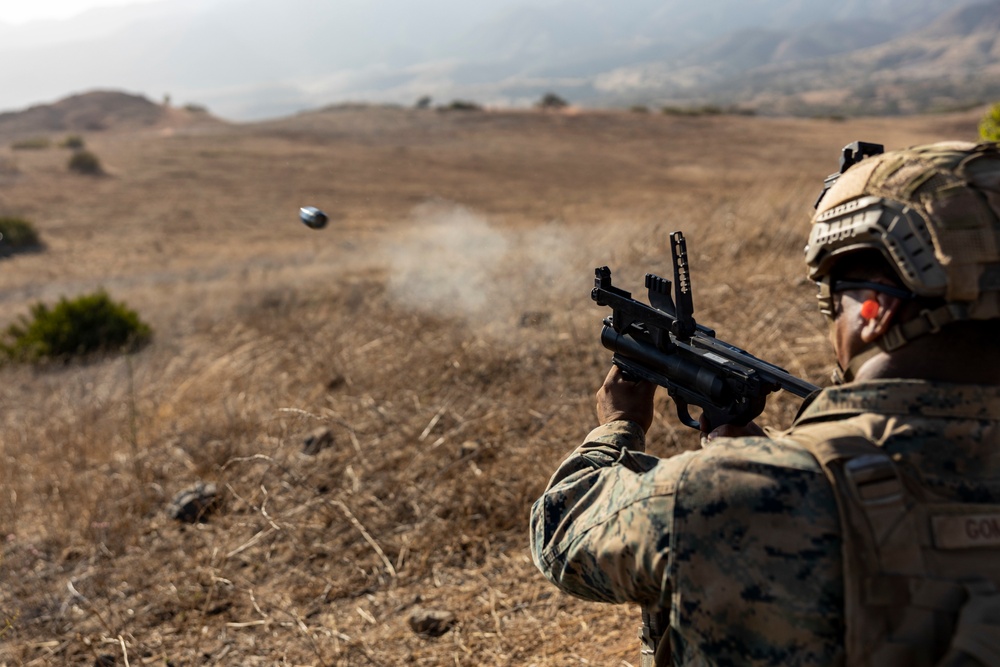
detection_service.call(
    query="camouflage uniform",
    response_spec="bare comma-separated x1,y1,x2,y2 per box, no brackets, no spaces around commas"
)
530,379,1000,666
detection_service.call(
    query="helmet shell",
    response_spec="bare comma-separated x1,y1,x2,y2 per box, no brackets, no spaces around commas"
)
806,141,1000,320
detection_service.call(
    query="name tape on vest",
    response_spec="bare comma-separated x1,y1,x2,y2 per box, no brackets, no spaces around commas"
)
932,513,1000,550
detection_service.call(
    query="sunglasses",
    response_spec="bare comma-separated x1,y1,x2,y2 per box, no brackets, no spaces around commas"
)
817,278,915,318
829,279,915,300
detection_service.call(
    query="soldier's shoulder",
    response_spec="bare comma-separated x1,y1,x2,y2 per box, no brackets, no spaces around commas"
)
671,434,838,523
673,435,840,547
691,434,825,474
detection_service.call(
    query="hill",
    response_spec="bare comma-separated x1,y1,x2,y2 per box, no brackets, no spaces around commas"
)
0,105,988,664
0,91,222,142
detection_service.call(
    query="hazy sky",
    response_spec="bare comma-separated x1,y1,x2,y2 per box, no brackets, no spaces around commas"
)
0,0,159,24
0,0,966,120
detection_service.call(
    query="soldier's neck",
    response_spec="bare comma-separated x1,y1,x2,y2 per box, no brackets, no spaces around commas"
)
856,338,1000,385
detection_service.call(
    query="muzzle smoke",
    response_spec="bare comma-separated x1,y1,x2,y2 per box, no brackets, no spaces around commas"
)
385,201,583,329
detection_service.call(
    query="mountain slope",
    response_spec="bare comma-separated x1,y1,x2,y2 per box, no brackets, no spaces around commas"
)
732,0,1000,115
590,0,1000,114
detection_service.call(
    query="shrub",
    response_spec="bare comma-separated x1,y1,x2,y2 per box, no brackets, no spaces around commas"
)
183,103,208,113
981,102,1000,142
1,291,152,363
630,105,650,113
444,100,482,111
661,106,700,116
536,92,568,110
0,216,41,254
68,150,103,175
11,137,51,150
61,135,85,149
660,105,728,117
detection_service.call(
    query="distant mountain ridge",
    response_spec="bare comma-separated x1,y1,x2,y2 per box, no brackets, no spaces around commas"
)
0,0,994,120
591,0,1000,115
738,0,1000,115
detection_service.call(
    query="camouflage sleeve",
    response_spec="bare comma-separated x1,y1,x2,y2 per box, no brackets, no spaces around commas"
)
530,420,693,607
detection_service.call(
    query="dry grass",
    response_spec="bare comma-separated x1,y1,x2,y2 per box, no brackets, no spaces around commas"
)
0,105,985,665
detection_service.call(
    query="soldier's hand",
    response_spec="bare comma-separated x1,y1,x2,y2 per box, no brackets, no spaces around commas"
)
596,366,656,433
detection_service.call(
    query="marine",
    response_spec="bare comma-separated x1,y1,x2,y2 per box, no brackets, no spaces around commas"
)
529,141,1000,665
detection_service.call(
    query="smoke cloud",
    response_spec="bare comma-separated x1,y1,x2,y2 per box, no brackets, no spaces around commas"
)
385,201,584,329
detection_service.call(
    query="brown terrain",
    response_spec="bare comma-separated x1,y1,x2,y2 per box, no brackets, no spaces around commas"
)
0,92,989,666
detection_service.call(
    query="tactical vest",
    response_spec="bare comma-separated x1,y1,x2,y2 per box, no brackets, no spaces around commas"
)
639,422,1000,667
789,421,1000,666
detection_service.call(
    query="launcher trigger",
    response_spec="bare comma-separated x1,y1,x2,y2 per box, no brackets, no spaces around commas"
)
673,399,701,430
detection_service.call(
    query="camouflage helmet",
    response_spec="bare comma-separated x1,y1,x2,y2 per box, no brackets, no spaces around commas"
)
805,140,1000,350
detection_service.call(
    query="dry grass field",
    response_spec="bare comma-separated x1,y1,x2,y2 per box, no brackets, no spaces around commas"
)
0,102,987,666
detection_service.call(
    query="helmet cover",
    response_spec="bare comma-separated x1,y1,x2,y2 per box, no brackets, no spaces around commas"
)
806,141,1000,320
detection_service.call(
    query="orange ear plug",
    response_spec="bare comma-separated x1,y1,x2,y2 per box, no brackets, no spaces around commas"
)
860,299,880,320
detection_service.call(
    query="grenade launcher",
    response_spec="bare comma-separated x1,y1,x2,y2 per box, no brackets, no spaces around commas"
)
592,231,819,431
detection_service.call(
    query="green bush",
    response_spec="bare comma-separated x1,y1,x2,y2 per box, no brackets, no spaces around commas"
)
68,149,103,175
536,92,568,110
981,102,1000,142
1,291,152,363
443,100,482,111
0,216,41,252
61,135,86,149
661,106,700,116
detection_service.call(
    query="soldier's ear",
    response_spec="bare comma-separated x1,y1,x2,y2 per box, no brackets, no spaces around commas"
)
860,292,903,344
